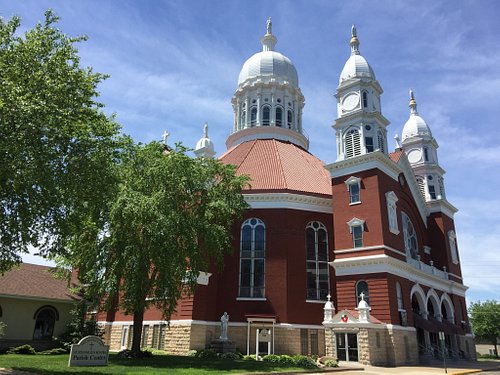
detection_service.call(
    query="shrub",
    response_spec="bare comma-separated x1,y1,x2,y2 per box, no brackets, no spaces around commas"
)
116,348,153,358
324,359,338,367
195,348,218,358
219,352,241,360
243,354,256,360
0,322,6,338
278,354,295,365
293,354,317,368
262,354,281,363
7,345,36,355
38,348,69,355
187,349,198,357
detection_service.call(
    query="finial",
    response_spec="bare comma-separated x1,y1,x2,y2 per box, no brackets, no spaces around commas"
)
327,294,331,302
162,130,170,145
261,17,277,52
409,89,418,115
360,291,365,301
350,24,360,55
203,122,209,138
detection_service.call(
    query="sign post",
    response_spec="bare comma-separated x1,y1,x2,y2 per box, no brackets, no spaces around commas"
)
438,331,447,374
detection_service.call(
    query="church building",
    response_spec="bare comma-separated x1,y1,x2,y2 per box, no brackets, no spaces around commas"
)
97,21,475,366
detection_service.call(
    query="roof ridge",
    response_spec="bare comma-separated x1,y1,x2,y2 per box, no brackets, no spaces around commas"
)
273,140,288,188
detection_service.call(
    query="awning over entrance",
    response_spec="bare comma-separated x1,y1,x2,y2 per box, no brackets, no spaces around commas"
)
244,314,277,356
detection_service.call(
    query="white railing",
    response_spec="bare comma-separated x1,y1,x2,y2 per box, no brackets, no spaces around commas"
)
408,257,449,280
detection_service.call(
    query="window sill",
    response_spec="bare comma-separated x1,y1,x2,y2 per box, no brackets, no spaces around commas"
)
306,299,327,304
236,297,267,301
389,228,400,235
349,201,361,206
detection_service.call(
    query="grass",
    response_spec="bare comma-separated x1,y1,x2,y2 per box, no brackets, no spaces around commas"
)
0,353,311,374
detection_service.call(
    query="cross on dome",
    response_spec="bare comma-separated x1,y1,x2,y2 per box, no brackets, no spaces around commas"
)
162,130,170,145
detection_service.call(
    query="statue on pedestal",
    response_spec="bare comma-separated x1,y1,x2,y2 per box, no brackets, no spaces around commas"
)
220,312,229,341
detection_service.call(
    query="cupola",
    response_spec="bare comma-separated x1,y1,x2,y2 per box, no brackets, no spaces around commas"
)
194,123,215,158
227,18,307,150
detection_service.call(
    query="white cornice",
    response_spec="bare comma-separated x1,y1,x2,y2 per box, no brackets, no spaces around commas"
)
331,254,468,297
333,111,390,128
326,151,400,180
225,126,309,150
243,192,332,213
334,244,406,257
427,199,458,218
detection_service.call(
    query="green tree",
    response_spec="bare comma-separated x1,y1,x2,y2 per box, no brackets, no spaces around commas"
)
71,142,249,355
0,321,5,338
0,10,123,273
469,300,500,357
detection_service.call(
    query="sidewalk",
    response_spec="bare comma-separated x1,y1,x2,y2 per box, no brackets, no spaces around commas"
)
303,359,500,375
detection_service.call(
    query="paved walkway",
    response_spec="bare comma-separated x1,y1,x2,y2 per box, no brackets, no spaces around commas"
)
1,360,500,374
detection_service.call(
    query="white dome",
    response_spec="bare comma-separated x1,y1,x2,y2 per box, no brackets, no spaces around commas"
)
339,54,375,83
238,51,299,88
402,114,432,141
402,91,433,142
195,136,214,152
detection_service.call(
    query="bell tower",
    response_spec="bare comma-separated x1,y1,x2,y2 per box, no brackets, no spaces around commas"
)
334,25,389,161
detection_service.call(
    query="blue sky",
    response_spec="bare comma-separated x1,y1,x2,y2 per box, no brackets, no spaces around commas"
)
2,0,499,304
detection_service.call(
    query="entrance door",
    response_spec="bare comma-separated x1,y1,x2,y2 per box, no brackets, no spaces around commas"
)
336,333,358,362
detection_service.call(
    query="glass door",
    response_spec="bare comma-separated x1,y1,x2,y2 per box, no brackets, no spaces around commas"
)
336,333,358,362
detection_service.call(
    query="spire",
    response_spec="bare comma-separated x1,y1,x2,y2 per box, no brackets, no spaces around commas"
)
203,122,209,138
261,17,277,51
409,89,418,115
162,130,169,145
350,24,360,55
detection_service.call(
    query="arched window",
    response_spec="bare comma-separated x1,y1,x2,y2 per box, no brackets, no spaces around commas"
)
356,280,369,305
345,128,361,158
448,230,459,264
250,107,257,126
275,107,283,127
402,212,418,260
33,306,58,340
423,147,429,162
262,106,270,126
287,110,293,129
377,130,385,153
362,91,368,108
239,218,265,298
396,282,404,310
306,221,329,301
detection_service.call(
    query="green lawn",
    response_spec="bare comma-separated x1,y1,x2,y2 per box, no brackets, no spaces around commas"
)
0,353,311,374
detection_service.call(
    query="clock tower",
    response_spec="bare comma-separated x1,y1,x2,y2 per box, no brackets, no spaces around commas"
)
334,25,389,161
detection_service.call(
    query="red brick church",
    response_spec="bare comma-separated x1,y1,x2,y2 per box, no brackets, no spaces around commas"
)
97,21,475,365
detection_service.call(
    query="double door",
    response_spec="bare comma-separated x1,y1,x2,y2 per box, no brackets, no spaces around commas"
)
336,333,358,362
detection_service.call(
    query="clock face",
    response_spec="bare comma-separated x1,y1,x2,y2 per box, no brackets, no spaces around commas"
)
407,149,422,164
342,92,360,111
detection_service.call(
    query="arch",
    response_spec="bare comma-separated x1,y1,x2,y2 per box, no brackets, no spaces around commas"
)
344,127,361,158
356,280,369,305
250,107,257,126
275,107,283,127
440,293,455,323
410,284,426,317
239,218,266,298
305,221,329,300
33,305,58,340
262,105,270,126
287,109,293,129
426,289,441,320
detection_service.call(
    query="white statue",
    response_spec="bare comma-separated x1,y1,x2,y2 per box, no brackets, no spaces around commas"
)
266,17,272,34
220,312,229,341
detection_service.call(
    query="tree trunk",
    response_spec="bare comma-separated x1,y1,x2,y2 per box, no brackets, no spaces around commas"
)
494,342,498,358
131,308,145,355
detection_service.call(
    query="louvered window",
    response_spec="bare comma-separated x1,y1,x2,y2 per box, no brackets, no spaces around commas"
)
345,128,361,158
378,130,385,153
416,176,425,199
262,106,270,126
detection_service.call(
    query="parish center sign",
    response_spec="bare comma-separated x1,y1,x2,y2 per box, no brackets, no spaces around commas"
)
69,335,109,366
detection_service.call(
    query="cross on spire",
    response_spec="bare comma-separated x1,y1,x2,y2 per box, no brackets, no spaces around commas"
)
162,130,170,145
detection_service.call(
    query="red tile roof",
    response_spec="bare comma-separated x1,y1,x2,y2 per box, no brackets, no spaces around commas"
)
220,139,331,196
0,263,79,302
389,149,404,163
